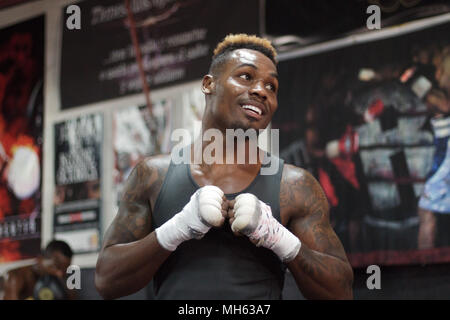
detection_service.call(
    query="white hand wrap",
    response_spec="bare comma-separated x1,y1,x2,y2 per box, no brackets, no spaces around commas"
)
155,185,224,251
231,193,301,262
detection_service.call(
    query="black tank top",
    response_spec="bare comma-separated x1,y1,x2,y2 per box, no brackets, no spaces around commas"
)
151,153,286,299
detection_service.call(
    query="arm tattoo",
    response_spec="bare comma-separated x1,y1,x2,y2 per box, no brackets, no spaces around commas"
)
280,165,353,292
297,247,353,291
103,156,169,248
280,164,345,258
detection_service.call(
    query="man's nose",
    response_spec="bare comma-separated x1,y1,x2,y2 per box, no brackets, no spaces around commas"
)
249,81,267,100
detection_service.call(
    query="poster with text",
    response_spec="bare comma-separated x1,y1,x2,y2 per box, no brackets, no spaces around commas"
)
54,113,103,254
0,16,44,263
273,20,450,267
60,0,260,109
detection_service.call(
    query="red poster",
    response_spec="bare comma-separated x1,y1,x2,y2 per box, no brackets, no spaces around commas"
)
0,16,44,262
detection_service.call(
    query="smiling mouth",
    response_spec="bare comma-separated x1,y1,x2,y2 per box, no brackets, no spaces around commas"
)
241,104,263,116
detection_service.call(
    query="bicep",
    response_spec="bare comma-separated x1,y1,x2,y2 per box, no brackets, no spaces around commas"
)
291,208,347,260
102,162,153,248
285,168,348,260
102,199,151,248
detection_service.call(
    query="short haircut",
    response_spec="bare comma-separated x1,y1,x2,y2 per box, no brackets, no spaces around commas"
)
209,34,277,76
44,240,73,259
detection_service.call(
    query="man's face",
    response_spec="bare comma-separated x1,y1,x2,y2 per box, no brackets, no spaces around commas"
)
208,49,279,131
43,251,71,278
53,251,71,275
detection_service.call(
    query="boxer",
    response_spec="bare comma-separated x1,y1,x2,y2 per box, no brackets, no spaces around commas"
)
95,34,353,300
3,240,73,300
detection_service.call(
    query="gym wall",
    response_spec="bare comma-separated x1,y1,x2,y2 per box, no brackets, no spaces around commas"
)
1,0,450,299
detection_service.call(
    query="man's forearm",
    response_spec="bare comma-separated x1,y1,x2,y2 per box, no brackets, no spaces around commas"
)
95,232,171,299
287,245,353,300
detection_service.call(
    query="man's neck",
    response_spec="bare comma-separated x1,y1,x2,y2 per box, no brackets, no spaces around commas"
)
190,134,264,168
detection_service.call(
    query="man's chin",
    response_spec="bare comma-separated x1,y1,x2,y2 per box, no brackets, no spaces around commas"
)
228,120,265,131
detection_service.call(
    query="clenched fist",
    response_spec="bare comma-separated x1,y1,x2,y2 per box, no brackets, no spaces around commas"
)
228,193,301,262
156,185,228,251
196,185,228,228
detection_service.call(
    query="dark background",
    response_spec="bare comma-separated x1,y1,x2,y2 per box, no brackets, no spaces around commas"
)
266,0,450,41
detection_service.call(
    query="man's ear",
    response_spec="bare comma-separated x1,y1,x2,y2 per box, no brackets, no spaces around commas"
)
202,74,215,94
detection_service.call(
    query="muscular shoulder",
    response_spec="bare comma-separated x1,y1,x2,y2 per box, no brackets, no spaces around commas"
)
104,154,171,247
280,164,329,223
122,154,171,205
137,153,171,181
144,154,171,206
143,153,172,169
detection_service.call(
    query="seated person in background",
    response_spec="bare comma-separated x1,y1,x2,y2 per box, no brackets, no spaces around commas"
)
3,240,74,300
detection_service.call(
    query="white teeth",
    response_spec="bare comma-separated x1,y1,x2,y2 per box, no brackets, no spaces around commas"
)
242,105,262,115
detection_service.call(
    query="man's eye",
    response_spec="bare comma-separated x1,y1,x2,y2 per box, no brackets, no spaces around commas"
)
266,83,276,91
239,73,251,80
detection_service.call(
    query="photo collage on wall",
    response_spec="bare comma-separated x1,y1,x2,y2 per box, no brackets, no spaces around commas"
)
273,20,450,267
